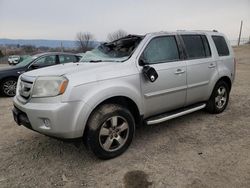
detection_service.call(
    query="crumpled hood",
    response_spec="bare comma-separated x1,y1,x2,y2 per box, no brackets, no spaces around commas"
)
22,62,134,86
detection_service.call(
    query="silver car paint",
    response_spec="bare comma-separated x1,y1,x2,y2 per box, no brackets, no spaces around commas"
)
13,31,235,138
185,34,219,106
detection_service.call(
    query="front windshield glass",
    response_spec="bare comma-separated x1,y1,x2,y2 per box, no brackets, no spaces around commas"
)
80,35,143,62
16,55,37,67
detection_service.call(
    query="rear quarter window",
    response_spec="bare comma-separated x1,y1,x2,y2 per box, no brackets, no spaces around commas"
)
212,36,230,56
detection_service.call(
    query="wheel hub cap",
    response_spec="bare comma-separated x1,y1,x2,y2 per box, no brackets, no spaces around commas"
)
99,116,129,152
3,80,17,96
215,86,227,109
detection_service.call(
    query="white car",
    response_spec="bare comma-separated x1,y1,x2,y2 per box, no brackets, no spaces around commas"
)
8,55,20,65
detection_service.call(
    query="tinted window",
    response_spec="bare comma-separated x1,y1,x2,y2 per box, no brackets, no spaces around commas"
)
182,35,208,59
201,35,211,57
59,55,77,64
142,36,179,64
33,55,56,66
212,36,229,56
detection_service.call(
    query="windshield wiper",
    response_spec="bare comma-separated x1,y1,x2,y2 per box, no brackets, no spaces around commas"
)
89,60,103,63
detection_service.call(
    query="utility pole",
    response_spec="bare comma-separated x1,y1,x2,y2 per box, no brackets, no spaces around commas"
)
61,42,63,52
237,20,243,46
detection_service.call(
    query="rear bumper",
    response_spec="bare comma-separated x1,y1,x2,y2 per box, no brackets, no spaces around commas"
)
13,96,90,139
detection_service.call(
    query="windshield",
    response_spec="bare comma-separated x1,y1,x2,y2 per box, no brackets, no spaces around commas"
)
80,35,143,62
16,55,37,67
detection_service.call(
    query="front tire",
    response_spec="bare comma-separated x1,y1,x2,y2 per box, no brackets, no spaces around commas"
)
86,104,135,159
0,78,17,97
206,80,230,114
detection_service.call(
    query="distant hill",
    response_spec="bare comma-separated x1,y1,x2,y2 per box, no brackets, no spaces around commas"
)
0,38,100,48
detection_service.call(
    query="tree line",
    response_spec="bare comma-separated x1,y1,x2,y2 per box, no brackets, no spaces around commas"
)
0,29,128,57
75,29,127,52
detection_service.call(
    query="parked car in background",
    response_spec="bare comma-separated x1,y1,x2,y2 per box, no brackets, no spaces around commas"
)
9,55,31,66
0,52,82,97
12,31,235,159
8,55,20,65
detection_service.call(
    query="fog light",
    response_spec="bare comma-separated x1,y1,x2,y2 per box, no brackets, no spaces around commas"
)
43,118,50,127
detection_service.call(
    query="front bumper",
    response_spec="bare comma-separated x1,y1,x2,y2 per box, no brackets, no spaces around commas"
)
13,96,89,139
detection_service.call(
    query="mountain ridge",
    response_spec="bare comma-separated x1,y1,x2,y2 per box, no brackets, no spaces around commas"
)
0,38,99,48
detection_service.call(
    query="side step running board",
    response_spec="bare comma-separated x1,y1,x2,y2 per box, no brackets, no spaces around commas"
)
146,103,206,125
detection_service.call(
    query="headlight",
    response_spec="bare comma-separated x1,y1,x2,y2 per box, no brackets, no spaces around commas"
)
32,76,68,98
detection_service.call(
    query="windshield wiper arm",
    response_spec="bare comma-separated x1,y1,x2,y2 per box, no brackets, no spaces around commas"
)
89,60,103,63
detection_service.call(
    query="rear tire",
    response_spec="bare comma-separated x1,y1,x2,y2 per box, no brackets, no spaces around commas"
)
0,78,17,97
206,80,230,114
86,103,135,159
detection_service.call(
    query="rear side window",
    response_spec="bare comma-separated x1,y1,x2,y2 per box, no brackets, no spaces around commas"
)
59,55,77,64
142,36,180,64
181,35,211,59
212,36,229,56
201,35,211,57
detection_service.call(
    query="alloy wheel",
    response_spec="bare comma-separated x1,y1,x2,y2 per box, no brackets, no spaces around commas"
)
3,80,17,96
99,116,129,152
215,86,228,109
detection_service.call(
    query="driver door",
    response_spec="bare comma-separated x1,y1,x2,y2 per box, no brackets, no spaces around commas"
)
140,35,187,117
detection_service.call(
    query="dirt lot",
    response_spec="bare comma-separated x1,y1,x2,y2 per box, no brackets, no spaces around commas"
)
0,45,250,188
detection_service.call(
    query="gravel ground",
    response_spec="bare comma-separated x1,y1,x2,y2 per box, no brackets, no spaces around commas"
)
0,45,250,188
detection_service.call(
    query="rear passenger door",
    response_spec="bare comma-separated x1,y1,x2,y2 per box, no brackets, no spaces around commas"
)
180,34,218,105
140,35,187,117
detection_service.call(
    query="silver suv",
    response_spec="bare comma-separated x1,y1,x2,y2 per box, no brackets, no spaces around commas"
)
12,31,235,159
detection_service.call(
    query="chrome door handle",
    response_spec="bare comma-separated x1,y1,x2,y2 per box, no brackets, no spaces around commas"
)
208,63,216,68
175,69,185,75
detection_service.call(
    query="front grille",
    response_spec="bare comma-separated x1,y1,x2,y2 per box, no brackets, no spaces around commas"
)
18,76,34,102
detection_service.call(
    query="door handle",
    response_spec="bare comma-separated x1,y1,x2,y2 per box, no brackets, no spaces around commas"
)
175,69,185,75
208,63,216,68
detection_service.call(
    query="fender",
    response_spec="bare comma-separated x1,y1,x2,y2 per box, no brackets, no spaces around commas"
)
217,64,234,84
70,74,143,136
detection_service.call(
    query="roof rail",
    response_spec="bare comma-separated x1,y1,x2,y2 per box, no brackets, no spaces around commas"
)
178,30,219,33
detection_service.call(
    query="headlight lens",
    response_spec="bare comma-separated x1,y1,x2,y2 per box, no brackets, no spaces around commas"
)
32,76,68,98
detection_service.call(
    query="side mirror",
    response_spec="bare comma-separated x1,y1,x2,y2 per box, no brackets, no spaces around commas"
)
142,65,158,82
139,58,146,66
29,64,40,69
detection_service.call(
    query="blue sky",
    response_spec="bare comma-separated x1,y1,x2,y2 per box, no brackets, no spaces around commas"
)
0,0,249,41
